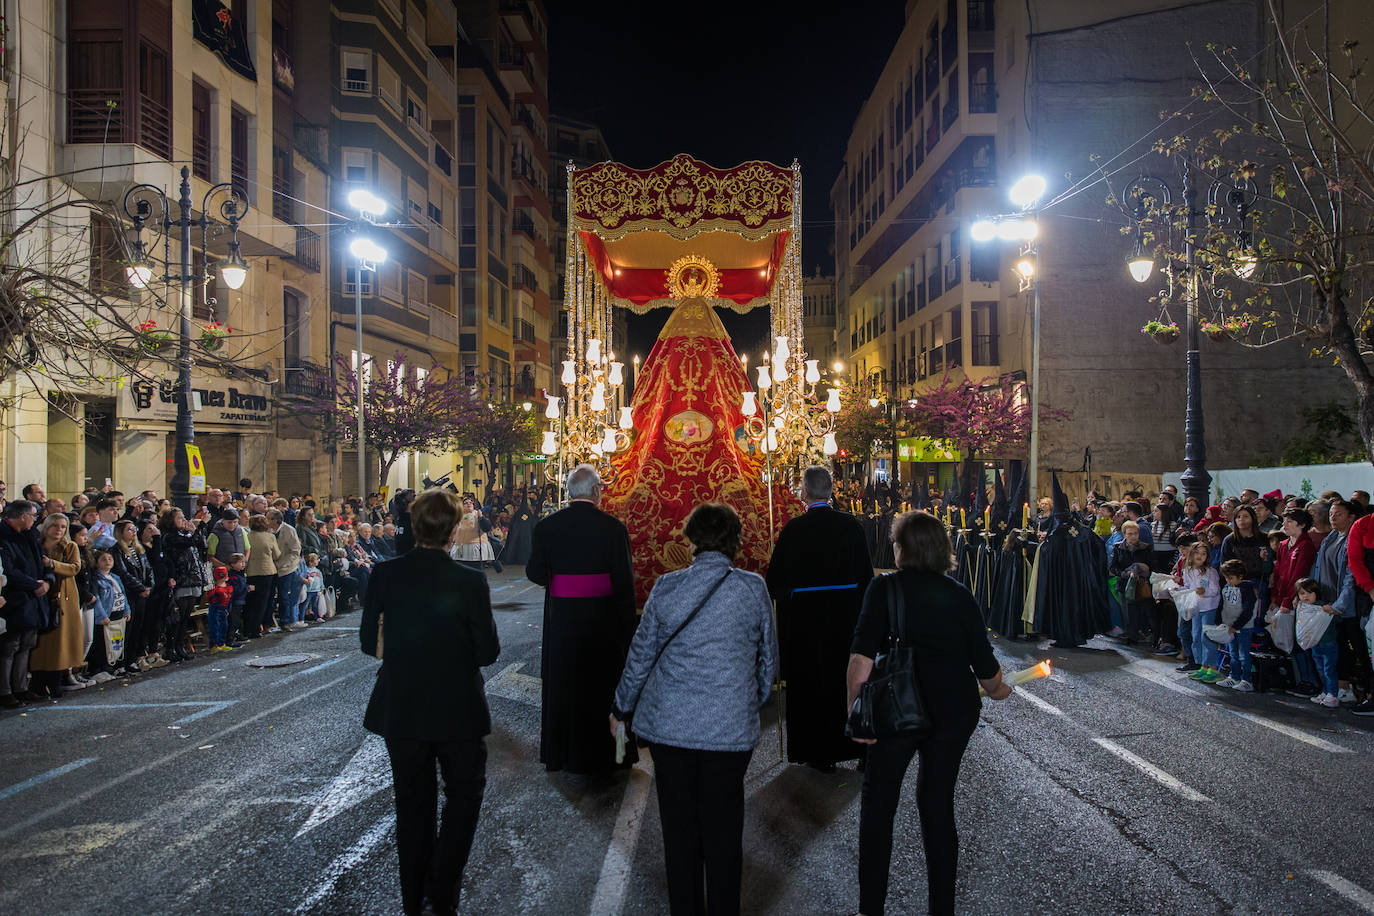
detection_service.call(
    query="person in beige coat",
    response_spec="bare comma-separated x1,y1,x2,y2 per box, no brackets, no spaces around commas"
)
268,509,305,631
30,513,85,698
244,514,281,637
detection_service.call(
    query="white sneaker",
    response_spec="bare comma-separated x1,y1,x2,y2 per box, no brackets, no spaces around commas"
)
90,672,116,684
1320,694,1341,708
1310,692,1330,704
1338,687,1357,704
1232,680,1254,692
1216,677,1237,688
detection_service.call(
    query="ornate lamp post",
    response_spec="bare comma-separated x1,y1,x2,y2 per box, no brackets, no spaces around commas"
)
123,167,248,516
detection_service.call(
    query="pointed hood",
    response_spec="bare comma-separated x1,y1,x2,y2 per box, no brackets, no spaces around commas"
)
991,470,1009,529
1011,465,1029,527
1051,471,1071,519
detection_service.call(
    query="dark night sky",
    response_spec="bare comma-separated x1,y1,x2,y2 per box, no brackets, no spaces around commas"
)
546,1,906,359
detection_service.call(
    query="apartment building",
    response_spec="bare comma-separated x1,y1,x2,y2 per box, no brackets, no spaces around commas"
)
2,0,332,496
834,0,1346,492
802,270,839,374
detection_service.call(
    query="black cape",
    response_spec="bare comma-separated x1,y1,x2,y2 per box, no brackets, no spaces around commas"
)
1031,516,1112,646
503,498,535,566
766,505,874,765
988,534,1030,638
526,501,639,773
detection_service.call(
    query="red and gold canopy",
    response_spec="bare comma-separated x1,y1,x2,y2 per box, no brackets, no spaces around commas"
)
571,154,797,314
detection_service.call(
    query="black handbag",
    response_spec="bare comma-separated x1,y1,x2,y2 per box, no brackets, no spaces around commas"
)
846,572,931,740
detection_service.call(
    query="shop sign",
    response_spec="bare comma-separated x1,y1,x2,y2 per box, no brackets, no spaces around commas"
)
120,376,272,426
897,437,962,463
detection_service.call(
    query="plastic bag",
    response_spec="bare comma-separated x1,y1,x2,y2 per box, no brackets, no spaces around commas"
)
1172,587,1205,621
1295,601,1334,650
104,616,127,667
1150,573,1177,600
1202,624,1233,645
1266,607,1296,654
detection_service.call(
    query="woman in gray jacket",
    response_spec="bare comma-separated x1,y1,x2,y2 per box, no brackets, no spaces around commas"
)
610,502,776,916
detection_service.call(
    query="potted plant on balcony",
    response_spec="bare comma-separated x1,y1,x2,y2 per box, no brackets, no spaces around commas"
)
1140,319,1180,344
136,320,175,353
198,321,231,352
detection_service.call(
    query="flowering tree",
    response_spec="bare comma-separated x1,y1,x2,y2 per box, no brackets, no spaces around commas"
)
832,392,894,471
449,380,541,497
298,352,482,490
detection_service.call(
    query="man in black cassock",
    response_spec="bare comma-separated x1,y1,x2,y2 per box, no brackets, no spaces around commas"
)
527,464,638,774
1031,472,1112,647
767,466,874,770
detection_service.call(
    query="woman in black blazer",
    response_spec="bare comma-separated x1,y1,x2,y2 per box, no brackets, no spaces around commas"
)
847,510,1012,916
361,489,500,916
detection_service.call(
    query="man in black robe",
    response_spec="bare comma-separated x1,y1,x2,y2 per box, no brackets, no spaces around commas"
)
1030,473,1112,647
527,464,637,775
767,466,874,770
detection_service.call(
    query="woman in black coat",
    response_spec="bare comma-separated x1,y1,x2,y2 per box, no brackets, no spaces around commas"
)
111,519,155,668
158,507,210,661
847,511,1013,916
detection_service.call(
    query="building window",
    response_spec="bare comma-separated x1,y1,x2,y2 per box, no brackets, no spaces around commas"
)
487,277,498,320
378,157,403,210
341,49,371,94
460,271,476,326
406,269,427,310
230,107,249,203
379,261,402,302
487,202,497,254
377,58,400,113
344,266,374,297
283,289,301,367
406,92,426,135
341,148,370,185
500,286,509,325
89,217,129,298
427,201,443,226
972,301,998,365
408,179,425,223
191,82,213,180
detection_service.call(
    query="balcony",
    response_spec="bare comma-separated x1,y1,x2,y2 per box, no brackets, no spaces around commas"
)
513,212,540,243
501,0,535,42
273,45,294,93
283,361,330,399
514,105,537,135
192,133,212,181
434,141,453,177
293,226,321,273
926,119,940,154
941,18,957,72
512,264,538,291
945,339,962,369
968,0,995,33
969,80,996,114
516,318,536,344
430,306,460,345
924,53,939,99
942,94,959,132
498,47,533,94
944,257,961,289
927,269,943,302
972,333,998,366
512,154,539,189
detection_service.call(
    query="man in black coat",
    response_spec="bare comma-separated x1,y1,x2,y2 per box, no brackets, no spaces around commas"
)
361,489,500,916
0,500,53,707
526,463,637,775
767,466,874,769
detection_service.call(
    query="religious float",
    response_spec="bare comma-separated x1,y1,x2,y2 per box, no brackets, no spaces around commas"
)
541,154,841,604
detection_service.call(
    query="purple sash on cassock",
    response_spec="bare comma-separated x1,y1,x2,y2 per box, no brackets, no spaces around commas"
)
548,573,614,599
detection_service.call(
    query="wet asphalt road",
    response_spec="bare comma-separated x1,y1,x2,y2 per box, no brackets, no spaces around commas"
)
2,564,1374,915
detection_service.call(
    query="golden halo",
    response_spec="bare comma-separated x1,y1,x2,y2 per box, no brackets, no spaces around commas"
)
665,254,721,300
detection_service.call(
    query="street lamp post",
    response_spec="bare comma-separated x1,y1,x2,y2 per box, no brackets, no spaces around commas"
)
971,173,1046,509
123,166,248,517
1123,161,1253,509
346,190,388,502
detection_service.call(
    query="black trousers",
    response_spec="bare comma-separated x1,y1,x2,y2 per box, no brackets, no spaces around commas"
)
385,736,487,915
650,743,753,916
858,726,974,916
1336,615,1372,689
123,593,150,658
244,575,274,636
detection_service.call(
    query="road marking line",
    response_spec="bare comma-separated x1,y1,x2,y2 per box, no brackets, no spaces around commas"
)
276,655,349,685
23,701,238,725
513,584,539,596
485,662,542,707
1090,738,1211,802
1309,870,1374,913
295,735,391,838
490,577,527,593
1220,708,1352,754
1121,659,1351,753
0,666,365,841
295,812,396,914
1014,686,1064,716
589,758,655,916
0,758,97,801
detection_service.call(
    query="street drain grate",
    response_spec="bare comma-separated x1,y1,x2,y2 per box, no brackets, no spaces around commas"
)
245,654,315,668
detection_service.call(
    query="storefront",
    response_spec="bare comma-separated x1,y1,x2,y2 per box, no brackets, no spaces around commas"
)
116,374,273,494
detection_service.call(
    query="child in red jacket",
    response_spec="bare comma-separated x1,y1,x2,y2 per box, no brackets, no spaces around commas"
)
206,566,234,652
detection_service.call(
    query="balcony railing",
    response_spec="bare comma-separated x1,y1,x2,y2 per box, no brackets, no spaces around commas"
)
434,141,453,177
431,307,460,345
516,318,535,344
512,264,537,291
68,88,126,144
927,269,943,302
928,345,944,376
945,339,962,369
272,173,293,222
972,333,998,365
944,257,961,289
969,80,996,114
283,361,330,398
924,53,939,98
293,226,321,273
941,19,957,72
968,0,995,31
942,94,959,131
513,213,539,242
192,133,212,181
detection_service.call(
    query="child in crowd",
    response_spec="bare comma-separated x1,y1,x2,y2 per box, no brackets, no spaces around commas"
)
89,549,130,682
1216,559,1258,691
1206,522,1230,570
1176,542,1222,681
225,553,249,647
1295,578,1342,708
301,553,324,621
205,566,234,652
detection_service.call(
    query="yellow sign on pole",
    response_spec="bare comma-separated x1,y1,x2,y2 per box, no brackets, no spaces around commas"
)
186,444,207,494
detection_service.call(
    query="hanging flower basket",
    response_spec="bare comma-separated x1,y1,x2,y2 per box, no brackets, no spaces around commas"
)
1201,322,1227,342
1221,317,1252,339
198,321,232,352
1140,320,1180,344
136,320,175,353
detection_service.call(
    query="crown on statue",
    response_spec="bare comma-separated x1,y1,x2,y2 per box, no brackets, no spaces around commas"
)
665,254,721,300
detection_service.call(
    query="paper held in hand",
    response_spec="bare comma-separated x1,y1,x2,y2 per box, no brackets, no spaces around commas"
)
614,721,627,764
980,660,1051,697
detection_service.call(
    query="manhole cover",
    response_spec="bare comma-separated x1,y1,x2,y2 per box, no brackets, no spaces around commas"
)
245,654,315,668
